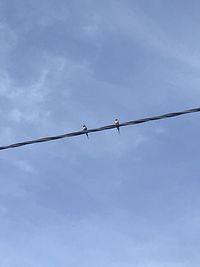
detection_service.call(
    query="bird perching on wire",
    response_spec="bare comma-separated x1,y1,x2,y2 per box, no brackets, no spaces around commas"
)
114,119,120,134
82,125,89,138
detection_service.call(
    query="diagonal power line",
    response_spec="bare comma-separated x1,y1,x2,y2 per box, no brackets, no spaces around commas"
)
0,107,200,151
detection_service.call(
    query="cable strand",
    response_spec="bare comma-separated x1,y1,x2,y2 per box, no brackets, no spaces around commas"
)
0,107,200,151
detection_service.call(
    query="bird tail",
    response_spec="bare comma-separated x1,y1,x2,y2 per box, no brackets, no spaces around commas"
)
86,133,89,139
117,127,120,134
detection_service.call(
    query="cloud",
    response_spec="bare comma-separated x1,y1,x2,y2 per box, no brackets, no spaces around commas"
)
12,159,36,174
0,205,8,215
0,127,15,144
0,23,17,54
82,14,103,38
95,1,200,70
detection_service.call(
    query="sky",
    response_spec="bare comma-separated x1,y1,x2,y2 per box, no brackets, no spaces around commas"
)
0,0,200,266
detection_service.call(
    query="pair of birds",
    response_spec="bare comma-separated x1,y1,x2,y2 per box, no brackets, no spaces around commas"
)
82,119,120,138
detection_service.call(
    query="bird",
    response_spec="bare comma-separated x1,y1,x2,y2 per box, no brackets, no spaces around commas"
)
82,125,89,138
114,119,120,134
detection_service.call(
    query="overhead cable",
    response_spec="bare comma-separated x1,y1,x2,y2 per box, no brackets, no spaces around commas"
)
0,107,200,151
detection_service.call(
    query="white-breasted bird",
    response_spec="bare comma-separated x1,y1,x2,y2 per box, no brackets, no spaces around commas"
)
82,125,89,138
114,119,120,134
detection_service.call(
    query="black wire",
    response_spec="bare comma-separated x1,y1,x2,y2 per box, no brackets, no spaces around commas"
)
0,107,200,151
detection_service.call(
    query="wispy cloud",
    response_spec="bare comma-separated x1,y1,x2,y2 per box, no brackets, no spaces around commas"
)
12,159,36,174
97,1,200,70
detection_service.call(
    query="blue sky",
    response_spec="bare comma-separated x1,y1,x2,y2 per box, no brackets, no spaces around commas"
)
0,1,200,266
